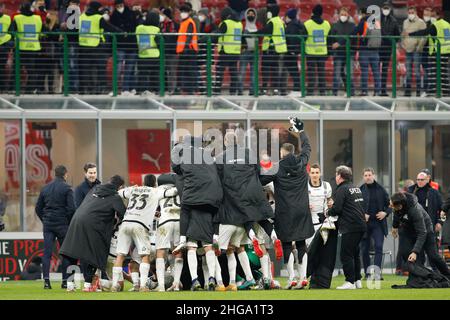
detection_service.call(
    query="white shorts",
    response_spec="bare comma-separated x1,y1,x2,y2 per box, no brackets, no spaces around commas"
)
218,224,248,250
156,220,180,250
116,222,151,256
254,224,270,248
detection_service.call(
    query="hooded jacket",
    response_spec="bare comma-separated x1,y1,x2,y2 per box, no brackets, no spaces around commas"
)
243,8,257,51
285,18,305,54
392,193,434,254
110,5,137,50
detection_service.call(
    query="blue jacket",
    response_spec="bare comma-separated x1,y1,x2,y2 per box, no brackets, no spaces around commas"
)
35,177,75,228
408,183,443,227
360,180,392,236
74,178,101,209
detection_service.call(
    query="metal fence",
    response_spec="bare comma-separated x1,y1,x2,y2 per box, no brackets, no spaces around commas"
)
2,32,449,98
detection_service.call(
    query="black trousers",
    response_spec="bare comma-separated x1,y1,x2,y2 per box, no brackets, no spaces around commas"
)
340,231,364,283
379,49,392,94
261,50,286,93
43,225,71,280
399,231,450,276
137,58,160,93
19,50,43,93
306,55,327,95
78,45,108,94
284,53,300,91
177,51,198,94
0,43,12,92
215,53,240,94
282,240,306,264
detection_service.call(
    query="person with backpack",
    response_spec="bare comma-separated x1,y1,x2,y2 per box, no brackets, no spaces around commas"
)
354,7,381,96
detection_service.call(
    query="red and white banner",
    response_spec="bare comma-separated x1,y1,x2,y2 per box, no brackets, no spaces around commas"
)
127,129,171,185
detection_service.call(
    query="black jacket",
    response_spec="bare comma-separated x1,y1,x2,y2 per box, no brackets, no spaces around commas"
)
329,19,356,54
172,143,223,208
441,193,450,244
35,177,75,229
393,193,434,254
260,132,314,242
60,183,126,270
408,183,443,226
285,19,306,54
215,146,273,226
110,6,137,50
381,13,400,50
328,181,367,234
360,180,392,236
74,178,101,209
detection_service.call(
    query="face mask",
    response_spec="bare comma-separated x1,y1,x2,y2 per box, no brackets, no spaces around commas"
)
423,15,431,22
159,14,165,23
247,15,255,22
285,16,291,23
117,7,124,14
198,15,206,22
267,11,272,19
430,17,437,23
102,13,110,21
340,15,348,23
180,12,189,20
382,9,390,16
408,14,415,21
357,14,362,21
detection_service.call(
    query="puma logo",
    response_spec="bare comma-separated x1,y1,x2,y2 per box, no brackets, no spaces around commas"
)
142,153,163,171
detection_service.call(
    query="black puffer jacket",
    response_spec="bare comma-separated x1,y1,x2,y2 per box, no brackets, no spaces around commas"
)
285,19,306,54
381,13,400,50
393,193,434,254
110,6,137,50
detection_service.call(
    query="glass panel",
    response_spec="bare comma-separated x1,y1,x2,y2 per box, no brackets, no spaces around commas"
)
349,99,387,111
157,98,209,110
9,98,90,110
305,99,347,111
0,100,16,110
226,98,257,111
26,120,97,231
395,120,450,194
0,120,22,231
82,98,161,110
256,99,299,111
102,120,172,186
394,99,438,111
324,121,391,191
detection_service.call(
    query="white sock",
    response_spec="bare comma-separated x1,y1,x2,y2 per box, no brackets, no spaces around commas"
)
179,235,187,244
270,229,278,242
131,272,139,286
248,229,256,241
260,254,270,279
139,263,150,288
237,251,253,281
287,253,295,281
201,256,209,284
119,271,124,282
67,281,75,290
215,257,223,286
187,250,198,280
156,258,165,290
112,267,122,287
84,282,91,289
300,252,308,280
173,258,183,285
100,279,111,290
205,250,216,279
227,253,237,284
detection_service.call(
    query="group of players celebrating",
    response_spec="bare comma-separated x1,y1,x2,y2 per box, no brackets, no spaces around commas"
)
59,117,336,292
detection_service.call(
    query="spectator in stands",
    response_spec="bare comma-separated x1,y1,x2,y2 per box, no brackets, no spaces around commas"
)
78,1,121,94
160,8,179,94
354,7,381,96
136,10,161,95
304,4,331,96
402,6,426,97
405,9,450,97
215,7,242,95
418,7,436,97
60,0,80,93
228,0,249,20
0,2,12,93
240,8,258,95
31,0,48,24
284,8,305,96
11,2,45,94
330,7,356,96
198,7,217,95
255,3,288,95
380,2,400,96
176,4,199,94
110,0,138,95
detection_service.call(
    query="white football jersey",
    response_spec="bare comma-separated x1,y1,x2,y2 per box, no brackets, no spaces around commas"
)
119,186,177,230
158,184,181,226
308,180,332,224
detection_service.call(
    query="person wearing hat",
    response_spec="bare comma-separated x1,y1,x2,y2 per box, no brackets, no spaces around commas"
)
110,0,138,95
284,8,305,96
380,2,400,96
77,1,122,94
197,7,217,94
304,4,331,96
240,8,257,95
0,2,12,93
176,4,199,94
214,7,243,95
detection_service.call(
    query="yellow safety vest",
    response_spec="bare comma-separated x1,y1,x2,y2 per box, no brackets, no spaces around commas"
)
218,19,242,54
136,25,160,58
79,13,104,47
262,16,287,53
304,19,331,56
0,14,12,45
13,14,42,51
432,19,450,55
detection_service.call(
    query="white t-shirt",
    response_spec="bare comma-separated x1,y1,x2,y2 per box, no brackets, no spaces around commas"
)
119,186,177,230
308,180,332,224
158,184,181,226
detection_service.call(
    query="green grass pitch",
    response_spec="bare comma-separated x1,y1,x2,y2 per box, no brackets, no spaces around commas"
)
1,275,450,300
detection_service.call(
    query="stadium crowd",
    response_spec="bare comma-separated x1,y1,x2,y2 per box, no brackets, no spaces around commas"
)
33,117,450,292
0,0,449,96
